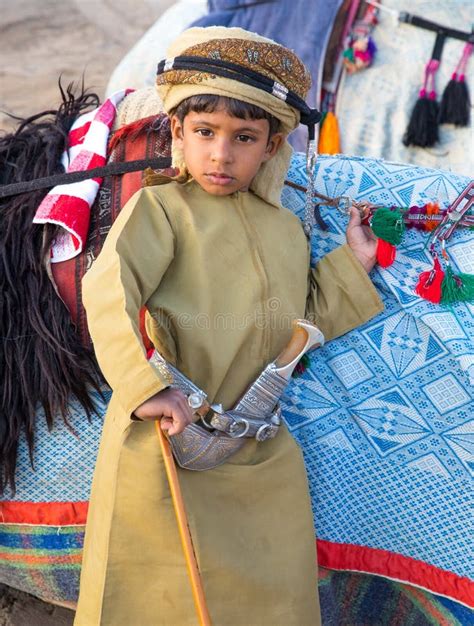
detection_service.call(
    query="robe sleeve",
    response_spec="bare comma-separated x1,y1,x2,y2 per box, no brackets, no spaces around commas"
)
305,244,383,341
82,187,175,415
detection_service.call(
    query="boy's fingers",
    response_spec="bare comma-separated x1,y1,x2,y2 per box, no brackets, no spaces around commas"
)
161,419,182,436
165,419,186,436
178,396,195,422
348,206,361,226
160,416,173,431
161,405,193,436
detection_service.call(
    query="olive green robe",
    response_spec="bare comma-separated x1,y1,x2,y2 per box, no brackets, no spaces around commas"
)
74,179,383,626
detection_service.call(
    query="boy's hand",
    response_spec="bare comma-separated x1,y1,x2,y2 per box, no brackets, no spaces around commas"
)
133,388,195,436
346,206,378,273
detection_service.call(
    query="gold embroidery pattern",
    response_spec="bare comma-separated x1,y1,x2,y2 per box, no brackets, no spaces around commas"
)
157,38,311,99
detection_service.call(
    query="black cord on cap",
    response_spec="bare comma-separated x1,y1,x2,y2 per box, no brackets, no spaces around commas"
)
157,56,321,135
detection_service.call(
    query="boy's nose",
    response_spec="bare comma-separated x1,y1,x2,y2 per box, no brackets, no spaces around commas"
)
211,138,234,164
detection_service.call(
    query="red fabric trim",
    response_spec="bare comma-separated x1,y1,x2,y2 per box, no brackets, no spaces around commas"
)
0,501,88,526
1,504,472,606
68,121,92,146
47,195,92,242
317,539,474,608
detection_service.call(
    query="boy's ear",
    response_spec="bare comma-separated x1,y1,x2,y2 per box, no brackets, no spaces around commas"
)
170,115,184,147
263,132,285,161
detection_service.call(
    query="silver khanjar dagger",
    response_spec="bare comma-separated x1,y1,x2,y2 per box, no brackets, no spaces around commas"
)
149,319,324,470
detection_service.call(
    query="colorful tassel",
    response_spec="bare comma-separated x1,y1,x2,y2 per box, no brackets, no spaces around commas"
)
343,35,377,74
342,3,378,75
355,184,473,305
424,202,441,231
371,207,405,244
376,239,397,268
405,202,441,231
403,33,446,148
318,111,341,154
293,354,311,378
439,43,472,127
415,257,445,304
441,266,474,304
403,84,440,148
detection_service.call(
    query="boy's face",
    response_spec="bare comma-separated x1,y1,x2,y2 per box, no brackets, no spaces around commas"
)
170,107,283,196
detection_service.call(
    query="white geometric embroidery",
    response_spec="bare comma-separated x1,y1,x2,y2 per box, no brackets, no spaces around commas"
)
442,420,474,477
350,387,431,457
423,375,470,414
317,428,355,452
449,241,474,274
328,350,372,389
407,453,451,479
422,312,466,342
364,312,447,379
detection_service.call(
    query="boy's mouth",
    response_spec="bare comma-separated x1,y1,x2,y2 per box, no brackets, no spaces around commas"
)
205,172,235,186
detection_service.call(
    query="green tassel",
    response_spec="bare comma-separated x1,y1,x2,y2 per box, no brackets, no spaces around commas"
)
292,354,311,378
371,207,405,245
441,266,474,304
301,354,310,369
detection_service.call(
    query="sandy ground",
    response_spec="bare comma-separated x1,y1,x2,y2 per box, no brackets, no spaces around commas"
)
0,0,173,132
0,1,172,621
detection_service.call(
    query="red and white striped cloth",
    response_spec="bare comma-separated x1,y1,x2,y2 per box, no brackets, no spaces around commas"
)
33,89,133,263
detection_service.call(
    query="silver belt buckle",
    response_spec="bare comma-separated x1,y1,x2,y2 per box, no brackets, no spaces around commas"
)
256,423,278,442
187,391,207,411
208,405,281,441
228,417,250,438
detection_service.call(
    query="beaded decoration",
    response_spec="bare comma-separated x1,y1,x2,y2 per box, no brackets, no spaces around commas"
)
342,4,378,74
354,182,474,304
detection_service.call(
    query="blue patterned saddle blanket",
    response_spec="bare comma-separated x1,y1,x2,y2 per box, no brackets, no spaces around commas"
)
4,153,473,608
281,153,473,607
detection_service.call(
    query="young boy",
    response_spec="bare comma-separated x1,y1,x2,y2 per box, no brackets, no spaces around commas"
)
75,27,383,626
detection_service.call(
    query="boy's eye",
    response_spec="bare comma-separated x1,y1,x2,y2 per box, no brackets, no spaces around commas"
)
236,134,255,143
196,128,213,137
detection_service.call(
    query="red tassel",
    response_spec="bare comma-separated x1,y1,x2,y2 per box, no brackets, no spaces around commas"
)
376,239,397,267
108,115,158,153
415,257,445,303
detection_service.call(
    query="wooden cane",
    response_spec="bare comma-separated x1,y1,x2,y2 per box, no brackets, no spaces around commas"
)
154,421,212,626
